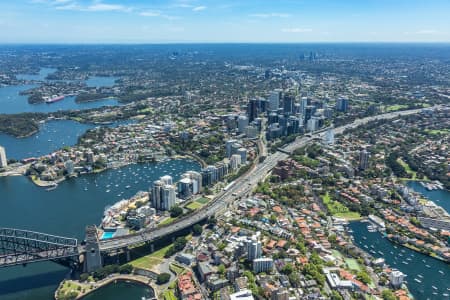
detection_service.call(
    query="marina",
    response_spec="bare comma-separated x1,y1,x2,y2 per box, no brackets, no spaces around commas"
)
350,221,450,299
0,159,200,300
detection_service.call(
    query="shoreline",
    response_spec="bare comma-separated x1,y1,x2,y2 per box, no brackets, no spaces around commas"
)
350,219,450,265
54,274,157,300
25,155,202,188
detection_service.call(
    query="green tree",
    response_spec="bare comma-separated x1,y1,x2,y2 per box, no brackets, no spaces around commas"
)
330,291,344,300
281,263,294,275
170,206,183,218
119,264,133,274
156,273,171,284
356,270,371,285
192,224,203,236
79,273,90,282
382,289,397,300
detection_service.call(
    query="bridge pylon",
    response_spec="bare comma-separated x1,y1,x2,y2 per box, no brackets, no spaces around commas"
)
83,225,102,272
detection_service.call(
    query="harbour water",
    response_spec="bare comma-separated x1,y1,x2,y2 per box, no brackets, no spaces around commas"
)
350,181,450,300
0,84,120,114
350,222,450,299
81,281,154,300
407,181,450,214
0,159,200,300
0,119,134,160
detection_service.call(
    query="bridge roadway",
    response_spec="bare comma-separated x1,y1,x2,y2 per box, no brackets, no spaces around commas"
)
96,106,441,252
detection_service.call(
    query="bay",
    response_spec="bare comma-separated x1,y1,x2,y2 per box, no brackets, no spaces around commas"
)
0,84,120,114
350,221,450,299
82,281,154,300
407,181,450,214
0,159,201,300
0,119,134,161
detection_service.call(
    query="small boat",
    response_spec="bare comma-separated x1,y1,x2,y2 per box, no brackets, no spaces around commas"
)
417,274,423,278
432,286,438,290
443,293,449,297
402,261,409,265
106,189,110,193
414,278,422,283
426,264,431,268
378,251,384,255
362,236,367,240
438,270,444,275
125,185,131,189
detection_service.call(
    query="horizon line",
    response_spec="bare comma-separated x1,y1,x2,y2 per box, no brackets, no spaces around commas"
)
1,41,450,46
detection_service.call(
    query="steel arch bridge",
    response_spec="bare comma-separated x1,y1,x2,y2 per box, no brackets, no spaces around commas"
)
0,228,79,268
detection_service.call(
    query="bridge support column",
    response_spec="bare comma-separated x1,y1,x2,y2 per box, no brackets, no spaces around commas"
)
150,244,154,253
84,225,103,273
125,248,131,262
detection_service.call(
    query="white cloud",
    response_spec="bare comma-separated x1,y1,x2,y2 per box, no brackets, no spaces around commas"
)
192,6,206,11
249,13,291,18
282,28,312,33
140,10,162,17
416,29,438,35
139,10,179,20
85,3,132,12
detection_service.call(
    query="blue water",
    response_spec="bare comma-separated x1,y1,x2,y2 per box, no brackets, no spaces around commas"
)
16,68,57,81
86,76,117,88
0,119,134,160
82,281,154,300
0,159,201,300
407,181,450,214
350,223,450,299
0,84,120,114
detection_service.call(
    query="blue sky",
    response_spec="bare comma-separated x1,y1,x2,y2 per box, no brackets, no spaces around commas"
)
1,0,449,43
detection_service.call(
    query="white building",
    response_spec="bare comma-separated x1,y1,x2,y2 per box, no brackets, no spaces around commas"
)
230,289,254,300
252,257,273,273
247,234,262,261
324,128,334,145
306,116,320,132
390,269,406,289
160,175,173,185
162,184,176,210
0,146,7,168
230,154,242,170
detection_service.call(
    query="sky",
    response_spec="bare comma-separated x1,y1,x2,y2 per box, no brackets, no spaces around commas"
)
0,0,450,43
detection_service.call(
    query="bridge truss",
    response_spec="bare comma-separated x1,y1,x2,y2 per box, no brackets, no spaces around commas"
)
0,228,79,268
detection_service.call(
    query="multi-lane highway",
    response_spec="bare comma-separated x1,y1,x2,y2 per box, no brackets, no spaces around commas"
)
98,106,441,252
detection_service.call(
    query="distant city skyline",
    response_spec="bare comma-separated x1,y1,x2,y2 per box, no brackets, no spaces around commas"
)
1,0,450,43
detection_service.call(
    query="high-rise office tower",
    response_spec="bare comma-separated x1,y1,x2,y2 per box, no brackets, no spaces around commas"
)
359,149,370,170
336,97,349,112
283,93,295,115
268,90,281,111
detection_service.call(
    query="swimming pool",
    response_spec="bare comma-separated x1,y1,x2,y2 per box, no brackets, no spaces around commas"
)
101,231,115,239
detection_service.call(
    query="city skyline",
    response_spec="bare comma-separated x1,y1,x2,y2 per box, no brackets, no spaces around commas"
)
1,0,450,43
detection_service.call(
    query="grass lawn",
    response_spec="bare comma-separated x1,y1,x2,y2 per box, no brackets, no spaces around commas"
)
196,197,210,204
321,193,360,220
169,263,186,275
163,290,177,300
345,258,361,272
397,158,417,179
186,201,203,210
159,217,176,226
386,104,408,112
424,129,449,135
334,212,362,220
129,243,173,270
331,250,343,260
